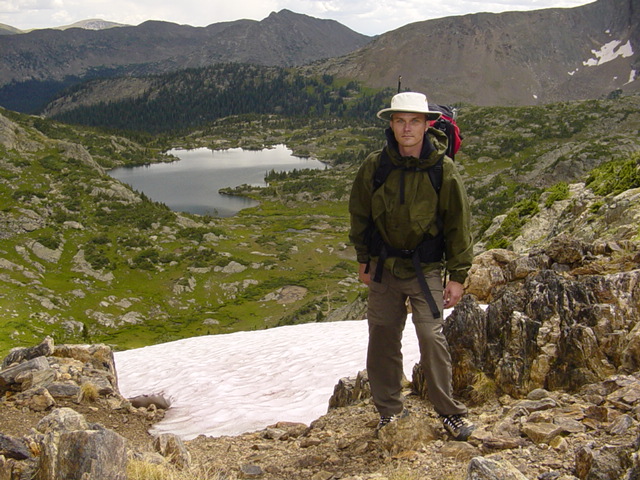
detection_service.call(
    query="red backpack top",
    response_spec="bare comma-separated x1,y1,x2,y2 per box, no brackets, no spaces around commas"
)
429,104,462,160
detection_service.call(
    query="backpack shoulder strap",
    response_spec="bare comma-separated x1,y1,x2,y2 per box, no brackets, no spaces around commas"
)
372,148,444,194
428,156,443,193
372,149,395,192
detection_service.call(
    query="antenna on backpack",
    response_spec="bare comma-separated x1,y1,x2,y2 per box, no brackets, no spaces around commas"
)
397,75,402,93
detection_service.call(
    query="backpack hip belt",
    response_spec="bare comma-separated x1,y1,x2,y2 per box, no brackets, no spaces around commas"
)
369,229,444,319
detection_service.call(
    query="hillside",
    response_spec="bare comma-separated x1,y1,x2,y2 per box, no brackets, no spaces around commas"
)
0,109,368,358
308,0,639,105
56,19,128,30
0,23,22,35
0,9,371,113
1,93,640,359
2,221,640,479
41,64,392,134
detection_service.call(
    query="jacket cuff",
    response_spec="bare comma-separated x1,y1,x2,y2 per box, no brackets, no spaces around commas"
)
448,271,468,285
357,253,370,264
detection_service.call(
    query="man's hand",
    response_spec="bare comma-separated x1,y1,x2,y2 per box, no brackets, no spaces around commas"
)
358,263,371,285
443,280,464,308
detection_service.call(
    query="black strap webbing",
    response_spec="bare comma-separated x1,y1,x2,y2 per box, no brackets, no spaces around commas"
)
411,252,441,319
372,246,441,320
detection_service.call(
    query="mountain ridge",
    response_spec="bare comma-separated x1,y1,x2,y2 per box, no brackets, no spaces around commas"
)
307,0,639,105
2,0,638,114
0,9,371,112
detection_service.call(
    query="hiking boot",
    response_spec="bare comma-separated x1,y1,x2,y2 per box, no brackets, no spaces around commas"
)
440,414,475,441
375,409,409,434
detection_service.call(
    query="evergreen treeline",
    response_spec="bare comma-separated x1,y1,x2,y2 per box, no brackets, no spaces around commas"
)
50,64,393,134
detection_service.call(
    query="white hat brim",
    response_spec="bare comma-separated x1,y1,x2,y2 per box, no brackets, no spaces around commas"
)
377,108,442,121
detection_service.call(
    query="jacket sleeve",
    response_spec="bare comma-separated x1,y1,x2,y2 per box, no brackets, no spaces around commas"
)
348,152,378,264
439,160,474,284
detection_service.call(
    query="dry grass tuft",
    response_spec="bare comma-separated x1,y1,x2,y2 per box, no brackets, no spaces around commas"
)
79,382,99,402
470,371,498,404
127,459,226,480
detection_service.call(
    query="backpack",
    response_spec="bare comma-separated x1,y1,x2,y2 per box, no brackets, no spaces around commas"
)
430,104,462,161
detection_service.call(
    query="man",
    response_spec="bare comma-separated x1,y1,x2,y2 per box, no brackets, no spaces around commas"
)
348,91,475,441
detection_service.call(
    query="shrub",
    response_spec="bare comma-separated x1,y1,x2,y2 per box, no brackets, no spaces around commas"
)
131,249,160,270
485,198,540,250
585,153,640,196
37,235,60,250
79,383,99,402
85,243,113,270
544,182,570,208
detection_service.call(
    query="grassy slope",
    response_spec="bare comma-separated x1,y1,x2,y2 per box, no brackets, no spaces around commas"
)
0,113,367,357
1,95,639,357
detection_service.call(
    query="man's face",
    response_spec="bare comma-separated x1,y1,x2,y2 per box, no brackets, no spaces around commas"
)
389,112,428,152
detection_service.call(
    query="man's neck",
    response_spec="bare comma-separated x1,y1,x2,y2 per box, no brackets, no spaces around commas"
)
398,142,423,158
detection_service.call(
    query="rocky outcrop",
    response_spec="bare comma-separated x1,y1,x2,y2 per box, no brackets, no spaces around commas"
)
35,408,128,480
454,236,640,400
0,338,184,480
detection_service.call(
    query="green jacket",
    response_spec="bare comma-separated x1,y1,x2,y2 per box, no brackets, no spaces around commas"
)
348,127,473,284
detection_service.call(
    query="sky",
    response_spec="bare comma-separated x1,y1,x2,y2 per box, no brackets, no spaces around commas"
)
0,0,596,36
113,316,430,440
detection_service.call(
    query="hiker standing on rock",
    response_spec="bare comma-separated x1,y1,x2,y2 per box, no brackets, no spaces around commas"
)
348,91,475,441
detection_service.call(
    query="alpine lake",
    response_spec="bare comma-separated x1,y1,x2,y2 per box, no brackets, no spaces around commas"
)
108,145,328,216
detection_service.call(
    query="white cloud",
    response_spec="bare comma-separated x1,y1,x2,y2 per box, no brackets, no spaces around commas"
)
0,0,59,14
0,0,595,35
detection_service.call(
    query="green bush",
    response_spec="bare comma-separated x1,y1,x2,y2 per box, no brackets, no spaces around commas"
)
37,235,60,250
585,153,640,196
131,249,160,270
544,182,570,208
176,227,212,242
485,198,540,250
85,243,113,270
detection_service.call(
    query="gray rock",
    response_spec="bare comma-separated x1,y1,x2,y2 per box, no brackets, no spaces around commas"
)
36,427,127,480
46,381,81,399
0,433,32,460
575,445,631,480
466,456,529,479
1,337,54,369
129,393,171,410
377,414,438,455
153,433,191,469
521,422,563,444
240,463,264,477
0,356,50,394
329,370,370,409
36,408,89,434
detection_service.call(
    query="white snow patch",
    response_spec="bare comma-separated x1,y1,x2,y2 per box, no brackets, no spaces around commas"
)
114,317,435,440
583,40,634,67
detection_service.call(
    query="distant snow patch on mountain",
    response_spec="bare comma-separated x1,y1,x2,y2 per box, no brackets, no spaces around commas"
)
583,39,633,67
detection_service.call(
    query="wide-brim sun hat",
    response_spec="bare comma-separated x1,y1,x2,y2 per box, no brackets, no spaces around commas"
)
377,92,442,121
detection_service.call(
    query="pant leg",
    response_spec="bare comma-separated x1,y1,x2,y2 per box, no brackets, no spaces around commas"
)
366,265,408,417
409,271,468,416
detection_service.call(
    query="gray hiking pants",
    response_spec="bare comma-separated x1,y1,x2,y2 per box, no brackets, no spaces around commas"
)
366,265,468,417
